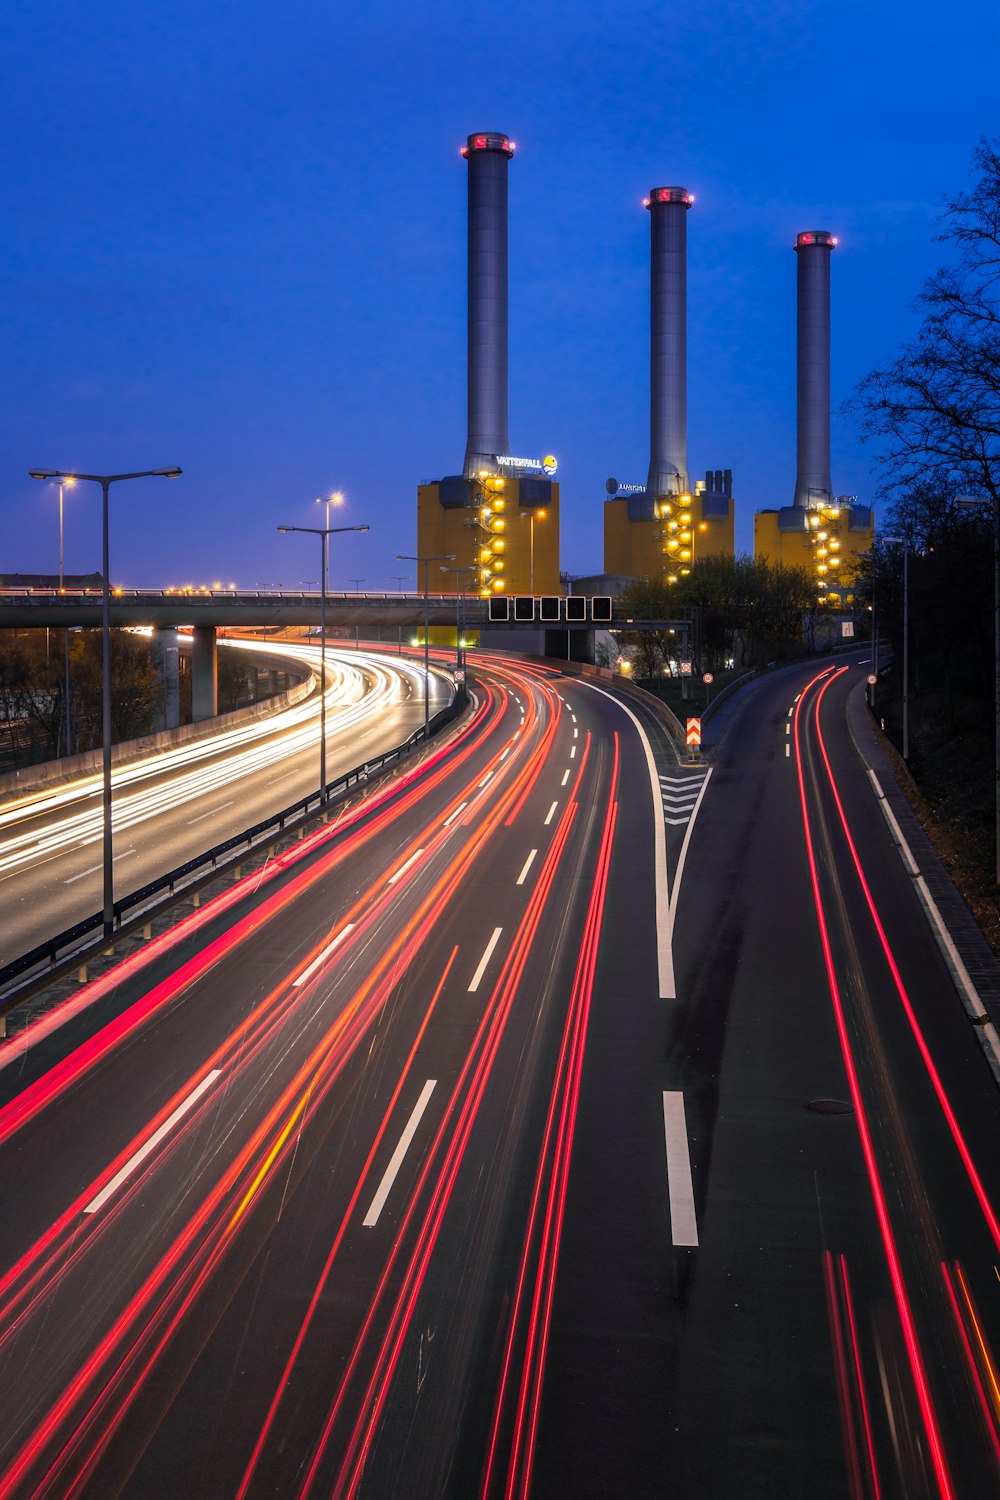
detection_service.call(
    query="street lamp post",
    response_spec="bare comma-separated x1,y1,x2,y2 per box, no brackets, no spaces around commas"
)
51,477,76,754
397,553,455,728
278,522,369,802
30,467,182,938
390,575,410,654
883,536,910,762
440,564,477,669
521,508,546,595
315,492,344,584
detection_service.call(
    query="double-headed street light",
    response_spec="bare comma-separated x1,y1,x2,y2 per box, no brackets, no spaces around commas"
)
278,522,369,802
29,467,182,938
315,492,344,580
396,553,455,728
47,476,76,753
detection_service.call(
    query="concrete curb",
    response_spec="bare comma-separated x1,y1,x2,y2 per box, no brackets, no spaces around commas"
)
845,680,1000,1087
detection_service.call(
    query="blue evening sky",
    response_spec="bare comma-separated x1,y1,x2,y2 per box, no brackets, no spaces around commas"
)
1,0,995,589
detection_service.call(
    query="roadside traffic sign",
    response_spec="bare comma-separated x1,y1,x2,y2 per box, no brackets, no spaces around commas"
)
686,717,701,747
703,672,714,684
679,661,692,676
866,673,877,685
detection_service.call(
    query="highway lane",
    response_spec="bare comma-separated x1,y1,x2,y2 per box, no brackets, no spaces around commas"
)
0,648,997,1497
659,658,1000,1499
0,652,701,1499
0,640,450,964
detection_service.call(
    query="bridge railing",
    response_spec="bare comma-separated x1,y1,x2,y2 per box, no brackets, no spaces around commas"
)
0,686,468,1026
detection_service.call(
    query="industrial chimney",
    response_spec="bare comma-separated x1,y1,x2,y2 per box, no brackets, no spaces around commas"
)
461,132,514,479
793,230,836,507
646,186,693,500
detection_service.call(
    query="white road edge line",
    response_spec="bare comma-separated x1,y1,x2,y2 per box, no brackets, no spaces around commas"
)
293,923,357,986
578,681,675,998
84,1069,223,1215
544,801,558,826
443,801,468,827
363,1079,437,1228
469,926,503,993
388,848,425,886
663,1090,698,1246
516,849,537,886
866,768,1000,1074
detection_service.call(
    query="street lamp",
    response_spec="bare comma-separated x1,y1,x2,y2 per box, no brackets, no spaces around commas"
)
278,522,369,803
520,508,546,595
882,536,910,762
396,553,455,727
315,492,344,581
440,564,477,669
29,467,182,938
49,476,76,754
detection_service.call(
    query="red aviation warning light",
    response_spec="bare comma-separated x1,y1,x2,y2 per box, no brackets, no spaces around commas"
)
461,132,515,158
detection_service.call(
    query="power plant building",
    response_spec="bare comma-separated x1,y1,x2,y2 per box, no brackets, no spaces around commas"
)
754,231,874,602
417,133,561,599
604,186,735,585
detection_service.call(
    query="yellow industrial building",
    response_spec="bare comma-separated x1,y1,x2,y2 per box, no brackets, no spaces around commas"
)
417,472,561,598
604,477,735,584
754,499,874,604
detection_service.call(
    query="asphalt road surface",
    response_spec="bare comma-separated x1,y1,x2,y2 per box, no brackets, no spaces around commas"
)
0,651,996,1498
0,640,448,964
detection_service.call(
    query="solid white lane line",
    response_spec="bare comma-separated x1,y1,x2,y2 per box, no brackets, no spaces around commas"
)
293,924,357,986
84,1070,223,1215
443,801,468,827
186,800,235,825
388,849,424,886
64,850,136,884
478,771,495,789
363,1080,437,1228
666,770,713,944
469,927,503,992
561,769,570,787
570,745,576,758
578,680,674,998
516,849,537,886
544,801,558,826
663,1091,698,1246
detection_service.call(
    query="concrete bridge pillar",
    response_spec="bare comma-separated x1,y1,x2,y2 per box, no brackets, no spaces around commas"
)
151,627,180,730
192,625,218,721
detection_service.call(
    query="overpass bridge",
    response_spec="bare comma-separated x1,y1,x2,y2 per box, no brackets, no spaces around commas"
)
0,587,695,721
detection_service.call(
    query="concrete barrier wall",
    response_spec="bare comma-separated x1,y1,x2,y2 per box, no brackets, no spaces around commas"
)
0,653,316,801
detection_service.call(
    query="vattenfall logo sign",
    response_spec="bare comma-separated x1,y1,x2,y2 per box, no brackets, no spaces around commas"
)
495,454,558,476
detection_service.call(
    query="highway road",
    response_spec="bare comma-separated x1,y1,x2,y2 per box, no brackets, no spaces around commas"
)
0,652,996,1497
0,639,449,964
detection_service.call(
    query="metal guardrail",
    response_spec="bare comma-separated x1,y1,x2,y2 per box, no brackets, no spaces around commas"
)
0,690,466,1016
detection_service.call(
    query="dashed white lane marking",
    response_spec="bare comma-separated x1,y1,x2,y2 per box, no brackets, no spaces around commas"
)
478,771,495,789
785,744,790,758
785,724,790,736
84,1070,223,1214
186,800,235,825
363,1080,437,1228
516,849,537,886
293,924,357,986
65,849,135,883
561,769,570,787
469,927,503,993
544,801,558,826
573,727,578,739
388,849,424,886
570,745,576,758
443,801,468,827
500,747,511,761
662,1091,698,1246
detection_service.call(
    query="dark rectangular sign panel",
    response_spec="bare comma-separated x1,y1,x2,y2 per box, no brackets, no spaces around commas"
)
488,596,510,623
513,596,535,622
564,596,587,623
539,596,560,622
591,596,613,623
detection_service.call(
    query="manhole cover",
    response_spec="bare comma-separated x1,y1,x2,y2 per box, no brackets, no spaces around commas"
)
806,1098,854,1115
